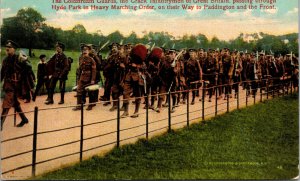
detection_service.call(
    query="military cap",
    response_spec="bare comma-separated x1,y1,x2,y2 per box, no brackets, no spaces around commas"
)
188,48,196,52
239,51,244,55
198,48,204,52
91,44,97,50
39,54,46,59
5,40,19,49
169,49,177,53
125,43,132,47
80,43,92,50
108,42,120,49
55,42,65,51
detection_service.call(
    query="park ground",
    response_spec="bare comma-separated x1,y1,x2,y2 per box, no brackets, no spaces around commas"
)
33,94,299,180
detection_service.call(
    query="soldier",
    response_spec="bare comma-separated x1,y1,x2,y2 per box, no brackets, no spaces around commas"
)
32,54,49,101
184,49,202,105
121,44,147,118
88,45,102,108
203,49,218,102
109,44,128,111
147,47,164,109
222,48,234,99
154,49,178,112
20,54,35,103
232,51,243,98
73,44,97,111
1,40,30,130
45,42,69,105
101,43,119,106
246,53,261,97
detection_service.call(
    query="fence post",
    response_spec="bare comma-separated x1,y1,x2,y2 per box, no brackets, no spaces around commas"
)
267,80,269,100
227,94,229,113
14,108,16,127
146,94,149,140
168,91,171,133
237,83,239,110
117,98,120,148
32,106,38,177
215,87,218,116
187,90,190,128
79,103,84,162
202,82,205,121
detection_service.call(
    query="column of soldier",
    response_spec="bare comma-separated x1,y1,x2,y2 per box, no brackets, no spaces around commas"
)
1,40,299,130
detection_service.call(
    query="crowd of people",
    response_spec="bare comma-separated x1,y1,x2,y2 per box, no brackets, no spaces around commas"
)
1,40,299,130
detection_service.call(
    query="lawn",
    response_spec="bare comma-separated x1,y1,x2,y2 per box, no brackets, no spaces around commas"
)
34,94,299,180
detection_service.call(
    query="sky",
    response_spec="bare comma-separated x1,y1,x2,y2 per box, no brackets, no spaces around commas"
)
0,0,298,41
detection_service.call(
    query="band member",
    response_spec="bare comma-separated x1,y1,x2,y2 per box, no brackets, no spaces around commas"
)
73,44,97,111
184,49,202,105
45,42,69,105
121,44,147,118
32,54,49,101
1,40,31,130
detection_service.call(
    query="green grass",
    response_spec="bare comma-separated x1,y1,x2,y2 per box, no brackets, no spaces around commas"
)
34,94,299,180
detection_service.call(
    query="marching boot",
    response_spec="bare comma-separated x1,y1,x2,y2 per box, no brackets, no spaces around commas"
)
155,98,163,113
45,90,54,105
73,96,82,111
58,92,65,104
171,96,176,113
32,92,37,102
191,92,195,105
1,108,9,131
131,101,140,118
15,106,29,127
109,101,118,112
149,96,155,110
121,103,129,118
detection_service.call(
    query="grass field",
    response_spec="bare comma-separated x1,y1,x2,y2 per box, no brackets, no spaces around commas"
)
33,94,299,180
0,48,107,94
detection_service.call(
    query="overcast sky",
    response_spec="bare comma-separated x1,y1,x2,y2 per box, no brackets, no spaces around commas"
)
0,0,298,41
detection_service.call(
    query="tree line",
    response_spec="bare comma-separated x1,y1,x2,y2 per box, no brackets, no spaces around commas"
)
1,7,298,57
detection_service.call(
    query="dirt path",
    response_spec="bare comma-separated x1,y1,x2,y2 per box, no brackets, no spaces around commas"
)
0,86,274,180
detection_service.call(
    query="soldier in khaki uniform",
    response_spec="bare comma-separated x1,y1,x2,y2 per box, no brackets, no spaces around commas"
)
222,48,234,99
184,49,202,105
1,40,30,130
203,49,218,102
232,51,243,98
45,42,69,105
121,44,147,118
73,44,97,111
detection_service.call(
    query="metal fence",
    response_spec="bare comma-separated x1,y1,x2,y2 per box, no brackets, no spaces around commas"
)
1,77,297,178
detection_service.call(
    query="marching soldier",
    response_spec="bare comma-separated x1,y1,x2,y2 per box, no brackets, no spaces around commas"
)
45,42,69,105
232,51,243,98
246,53,261,97
101,43,119,106
203,49,218,102
32,54,49,101
222,48,234,99
73,44,97,111
121,44,148,118
1,40,30,130
184,49,202,105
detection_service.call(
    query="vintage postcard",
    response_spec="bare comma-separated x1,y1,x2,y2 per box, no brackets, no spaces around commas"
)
0,0,299,180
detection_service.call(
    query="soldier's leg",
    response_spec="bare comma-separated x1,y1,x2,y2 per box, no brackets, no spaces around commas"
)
155,84,166,113
121,81,131,118
73,81,84,111
131,81,142,118
33,79,43,102
109,84,119,112
45,77,58,104
58,80,66,104
14,99,29,127
103,79,113,106
1,108,10,131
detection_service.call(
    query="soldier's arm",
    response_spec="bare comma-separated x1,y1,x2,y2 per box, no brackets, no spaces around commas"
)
91,59,97,83
61,55,70,78
197,61,203,80
1,59,7,82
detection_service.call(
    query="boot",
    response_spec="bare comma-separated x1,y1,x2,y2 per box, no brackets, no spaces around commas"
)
131,101,140,118
73,96,82,111
155,98,163,113
121,103,129,118
45,90,54,105
32,92,36,102
58,92,65,104
1,108,9,131
16,118,29,127
15,106,29,127
109,101,118,112
86,105,94,111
